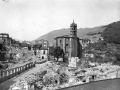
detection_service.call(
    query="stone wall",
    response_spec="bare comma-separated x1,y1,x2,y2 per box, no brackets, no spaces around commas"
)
0,62,35,84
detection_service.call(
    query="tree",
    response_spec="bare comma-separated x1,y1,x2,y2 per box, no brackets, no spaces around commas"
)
53,46,64,62
102,21,120,44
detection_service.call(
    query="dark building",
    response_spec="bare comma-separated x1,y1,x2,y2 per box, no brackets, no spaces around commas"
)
55,21,82,59
11,39,20,48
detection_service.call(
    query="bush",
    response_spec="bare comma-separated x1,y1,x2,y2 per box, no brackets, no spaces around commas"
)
53,46,64,62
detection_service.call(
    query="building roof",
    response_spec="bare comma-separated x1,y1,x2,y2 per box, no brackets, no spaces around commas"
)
70,20,77,27
20,42,28,47
40,47,48,50
55,35,80,40
55,35,70,38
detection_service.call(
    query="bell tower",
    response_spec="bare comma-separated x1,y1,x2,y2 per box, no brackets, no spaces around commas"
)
70,20,77,37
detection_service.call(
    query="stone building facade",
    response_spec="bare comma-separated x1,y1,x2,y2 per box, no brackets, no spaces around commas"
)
35,39,49,49
55,21,82,59
37,47,48,60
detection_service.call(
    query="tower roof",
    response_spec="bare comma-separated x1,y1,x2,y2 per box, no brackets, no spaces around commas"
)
70,20,77,27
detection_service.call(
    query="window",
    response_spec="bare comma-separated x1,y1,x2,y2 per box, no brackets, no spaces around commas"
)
60,40,62,43
43,50,45,54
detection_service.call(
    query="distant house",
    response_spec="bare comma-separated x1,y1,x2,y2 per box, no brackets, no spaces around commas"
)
38,47,48,59
20,42,28,48
35,39,49,49
12,40,20,48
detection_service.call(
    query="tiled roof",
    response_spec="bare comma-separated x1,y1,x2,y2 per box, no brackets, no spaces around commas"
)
56,35,70,38
40,47,48,50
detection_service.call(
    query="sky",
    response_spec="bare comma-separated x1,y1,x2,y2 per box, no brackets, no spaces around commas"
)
0,0,120,41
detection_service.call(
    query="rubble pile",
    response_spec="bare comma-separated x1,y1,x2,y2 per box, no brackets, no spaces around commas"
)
9,79,30,90
8,61,120,90
7,47,33,69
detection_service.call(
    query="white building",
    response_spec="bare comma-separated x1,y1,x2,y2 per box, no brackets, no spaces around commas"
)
68,57,80,68
38,47,48,60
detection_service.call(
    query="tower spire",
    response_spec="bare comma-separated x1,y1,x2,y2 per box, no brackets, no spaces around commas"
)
73,19,74,23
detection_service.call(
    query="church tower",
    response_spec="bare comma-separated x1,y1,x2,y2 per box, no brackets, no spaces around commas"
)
70,20,77,37
69,20,82,59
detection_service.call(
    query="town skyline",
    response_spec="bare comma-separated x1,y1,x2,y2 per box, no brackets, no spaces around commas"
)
0,0,120,41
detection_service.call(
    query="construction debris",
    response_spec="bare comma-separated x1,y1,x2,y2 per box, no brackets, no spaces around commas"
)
9,60,120,90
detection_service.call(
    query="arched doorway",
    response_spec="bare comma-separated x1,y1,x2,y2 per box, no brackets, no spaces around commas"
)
42,56,44,59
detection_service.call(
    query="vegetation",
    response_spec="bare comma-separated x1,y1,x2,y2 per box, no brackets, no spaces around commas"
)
87,32,102,36
86,40,107,51
102,21,120,44
53,46,64,62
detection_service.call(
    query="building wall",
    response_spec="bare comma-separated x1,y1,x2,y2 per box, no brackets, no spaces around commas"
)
56,38,64,50
55,38,70,56
55,37,82,59
38,49,48,59
35,39,49,49
65,38,69,54
69,37,82,58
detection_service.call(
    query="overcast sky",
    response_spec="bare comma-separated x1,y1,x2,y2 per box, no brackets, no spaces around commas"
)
0,0,120,41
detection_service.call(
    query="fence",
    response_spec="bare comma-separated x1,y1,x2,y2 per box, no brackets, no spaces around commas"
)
0,62,35,84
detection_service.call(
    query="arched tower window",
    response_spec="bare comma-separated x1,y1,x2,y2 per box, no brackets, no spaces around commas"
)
70,20,77,37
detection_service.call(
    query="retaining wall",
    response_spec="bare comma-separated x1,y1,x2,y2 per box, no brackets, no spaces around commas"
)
0,62,35,84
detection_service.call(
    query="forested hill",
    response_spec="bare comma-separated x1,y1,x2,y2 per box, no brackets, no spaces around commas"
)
32,26,106,45
102,21,120,44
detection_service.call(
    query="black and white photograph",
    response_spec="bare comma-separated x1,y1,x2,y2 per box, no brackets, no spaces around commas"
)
0,0,120,90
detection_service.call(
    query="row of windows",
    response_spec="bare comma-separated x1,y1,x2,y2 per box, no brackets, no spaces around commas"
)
59,40,69,44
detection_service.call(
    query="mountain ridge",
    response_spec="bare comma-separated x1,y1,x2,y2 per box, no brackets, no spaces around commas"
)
32,25,106,46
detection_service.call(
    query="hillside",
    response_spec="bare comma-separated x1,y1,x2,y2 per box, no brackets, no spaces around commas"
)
102,21,120,44
32,26,106,46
